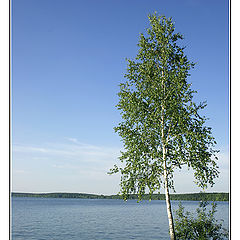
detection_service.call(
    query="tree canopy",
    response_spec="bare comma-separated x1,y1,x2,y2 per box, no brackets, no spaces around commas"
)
110,13,219,200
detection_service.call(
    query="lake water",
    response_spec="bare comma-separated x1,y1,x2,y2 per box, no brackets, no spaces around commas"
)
11,197,229,240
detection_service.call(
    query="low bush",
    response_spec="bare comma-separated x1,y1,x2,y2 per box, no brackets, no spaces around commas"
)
174,201,228,239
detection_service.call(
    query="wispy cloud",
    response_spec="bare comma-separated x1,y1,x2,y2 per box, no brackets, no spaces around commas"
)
13,146,49,153
12,139,229,193
65,137,78,143
13,139,121,166
12,138,123,194
217,152,229,171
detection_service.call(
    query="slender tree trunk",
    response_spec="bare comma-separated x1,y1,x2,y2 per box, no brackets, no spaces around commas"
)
161,69,175,240
163,147,176,240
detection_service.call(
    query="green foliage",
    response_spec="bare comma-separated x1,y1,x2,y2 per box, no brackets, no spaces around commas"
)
109,13,219,201
174,201,229,239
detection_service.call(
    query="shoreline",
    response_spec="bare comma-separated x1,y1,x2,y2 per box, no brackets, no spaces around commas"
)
11,192,229,201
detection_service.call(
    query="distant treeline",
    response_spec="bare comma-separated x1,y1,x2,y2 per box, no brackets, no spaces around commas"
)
12,192,229,201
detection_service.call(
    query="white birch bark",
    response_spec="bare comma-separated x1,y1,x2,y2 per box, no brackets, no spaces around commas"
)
163,152,176,240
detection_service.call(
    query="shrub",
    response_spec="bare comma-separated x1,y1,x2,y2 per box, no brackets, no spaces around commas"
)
174,201,228,239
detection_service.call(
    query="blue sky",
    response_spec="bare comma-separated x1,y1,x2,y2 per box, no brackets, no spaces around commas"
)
12,0,229,194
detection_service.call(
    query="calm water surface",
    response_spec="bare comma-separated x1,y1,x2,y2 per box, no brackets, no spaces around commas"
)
11,197,229,240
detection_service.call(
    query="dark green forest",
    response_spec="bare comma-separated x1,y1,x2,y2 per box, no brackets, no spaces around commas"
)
12,192,229,201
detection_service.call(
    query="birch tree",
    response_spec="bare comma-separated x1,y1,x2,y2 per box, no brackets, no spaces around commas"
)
109,13,219,240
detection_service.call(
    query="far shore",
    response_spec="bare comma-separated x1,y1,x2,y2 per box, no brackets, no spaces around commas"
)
11,192,229,201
